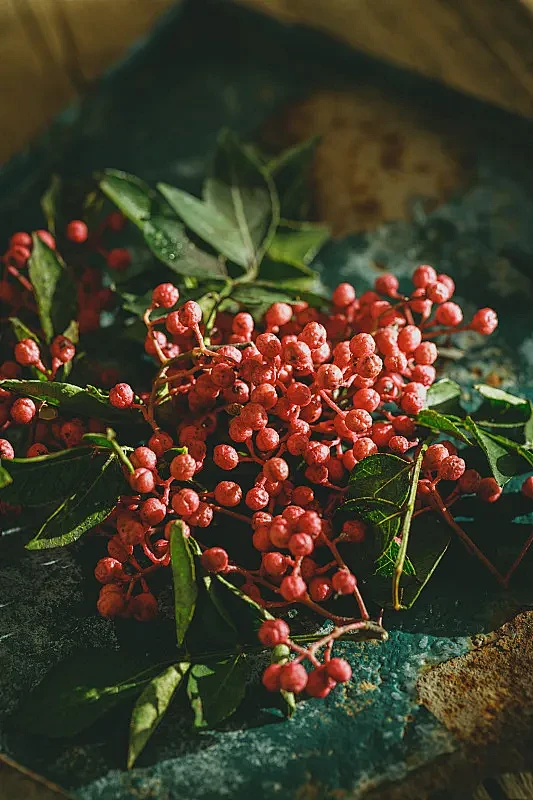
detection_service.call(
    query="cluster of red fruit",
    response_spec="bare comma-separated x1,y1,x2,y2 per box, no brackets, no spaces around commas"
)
3,215,529,698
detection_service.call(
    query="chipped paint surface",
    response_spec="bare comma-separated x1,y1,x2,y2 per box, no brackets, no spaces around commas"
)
1,1,533,798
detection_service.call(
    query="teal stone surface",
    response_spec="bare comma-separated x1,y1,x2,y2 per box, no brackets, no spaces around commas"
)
1,1,533,797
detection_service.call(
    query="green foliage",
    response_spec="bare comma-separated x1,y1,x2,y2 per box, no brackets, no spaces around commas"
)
28,234,76,343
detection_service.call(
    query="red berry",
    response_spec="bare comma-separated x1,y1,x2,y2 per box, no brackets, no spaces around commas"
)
331,570,357,595
349,333,375,358
129,467,155,494
352,437,378,461
265,302,292,328
435,302,463,327
438,455,465,481
326,658,352,682
262,663,282,692
477,477,502,503
262,551,288,577
117,514,145,545
214,480,242,507
287,533,313,557
172,488,200,516
213,444,239,470
280,574,307,601
264,458,289,482
426,281,451,304
66,220,88,243
11,397,36,424
26,443,48,458
60,419,85,447
201,547,229,573
522,476,533,499
308,576,333,602
470,308,498,335
306,666,336,698
279,662,308,693
94,557,124,584
240,402,268,431
412,265,437,288
256,427,280,451
332,283,356,307
245,487,269,511
400,392,425,415
170,453,196,481
345,409,372,433
108,535,133,562
178,301,202,328
140,497,167,526
258,618,290,647
9,231,32,248
423,443,449,471
97,587,126,618
14,338,40,366
152,283,179,308
459,469,482,494
130,592,158,622
0,439,15,459
375,273,399,296
398,325,422,353
187,502,213,528
388,435,410,454
342,520,366,543
352,388,380,412
131,446,158,471
148,431,173,457
107,248,131,270
50,335,75,363
109,383,134,408
36,230,56,249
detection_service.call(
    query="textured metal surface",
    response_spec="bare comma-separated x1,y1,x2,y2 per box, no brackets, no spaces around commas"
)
1,1,533,798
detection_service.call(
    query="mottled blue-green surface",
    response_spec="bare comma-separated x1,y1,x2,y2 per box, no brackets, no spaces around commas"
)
1,1,533,797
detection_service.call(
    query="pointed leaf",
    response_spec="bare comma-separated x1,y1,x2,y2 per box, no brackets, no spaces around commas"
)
28,234,76,342
1,447,97,507
128,663,189,768
187,653,248,729
209,574,273,643
398,521,451,609
158,183,250,267
416,409,470,444
143,216,227,278
26,453,126,549
0,380,139,424
15,649,165,737
100,170,152,228
375,540,415,577
0,463,12,489
40,174,62,234
204,130,279,270
426,378,463,414
170,521,198,646
267,223,329,269
465,417,532,486
9,317,39,343
267,136,318,219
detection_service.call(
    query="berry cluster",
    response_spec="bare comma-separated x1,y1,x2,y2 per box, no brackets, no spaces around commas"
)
3,214,528,703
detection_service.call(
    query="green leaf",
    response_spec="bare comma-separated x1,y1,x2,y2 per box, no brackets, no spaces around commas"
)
398,521,451,609
63,319,80,344
267,136,318,219
143,216,227,278
0,380,139,424
474,384,529,409
416,409,471,444
170,521,198,646
9,317,39,343
204,130,279,272
375,540,415,577
26,453,126,549
464,417,532,487
1,447,97,507
40,174,62,234
392,441,426,610
28,234,76,342
209,574,273,643
82,432,114,449
525,402,533,447
426,378,463,414
186,653,248,729
15,649,165,737
0,463,12,489
158,183,251,268
345,454,412,552
100,169,153,228
128,663,189,769
267,222,329,269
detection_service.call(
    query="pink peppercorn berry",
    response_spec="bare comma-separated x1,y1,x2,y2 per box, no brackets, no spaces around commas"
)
14,338,40,366
477,477,502,504
11,397,36,424
522,476,533,500
109,383,134,408
258,619,290,647
129,468,155,494
0,439,15,459
152,283,179,309
201,547,229,573
66,220,89,243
